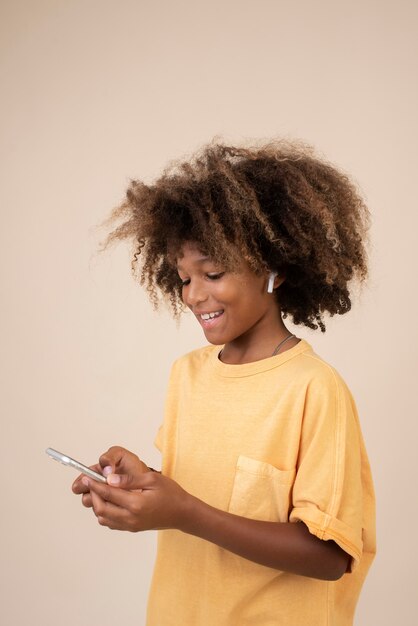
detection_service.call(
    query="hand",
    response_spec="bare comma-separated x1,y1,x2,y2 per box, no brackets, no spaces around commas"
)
83,471,195,532
72,446,151,508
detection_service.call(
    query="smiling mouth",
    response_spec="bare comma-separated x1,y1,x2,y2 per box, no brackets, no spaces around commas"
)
199,310,224,320
197,310,224,328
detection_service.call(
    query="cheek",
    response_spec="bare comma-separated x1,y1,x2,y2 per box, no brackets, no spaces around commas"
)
216,284,240,304
212,274,265,306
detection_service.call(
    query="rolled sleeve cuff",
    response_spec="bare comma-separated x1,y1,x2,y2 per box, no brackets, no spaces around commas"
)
289,506,363,572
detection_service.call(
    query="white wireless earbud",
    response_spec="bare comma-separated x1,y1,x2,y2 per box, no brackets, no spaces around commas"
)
267,272,278,293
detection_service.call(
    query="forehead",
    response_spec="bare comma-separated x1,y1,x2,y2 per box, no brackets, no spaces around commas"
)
176,242,211,269
175,241,260,282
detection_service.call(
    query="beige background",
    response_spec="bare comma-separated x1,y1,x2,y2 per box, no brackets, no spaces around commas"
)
1,1,417,624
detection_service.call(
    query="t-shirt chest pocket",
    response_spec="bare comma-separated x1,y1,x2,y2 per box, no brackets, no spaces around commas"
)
228,455,296,523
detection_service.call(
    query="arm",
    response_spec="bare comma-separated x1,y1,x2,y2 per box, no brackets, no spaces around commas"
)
77,464,349,581
183,495,349,581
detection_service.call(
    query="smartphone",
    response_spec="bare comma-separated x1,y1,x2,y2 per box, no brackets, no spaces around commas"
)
46,447,107,483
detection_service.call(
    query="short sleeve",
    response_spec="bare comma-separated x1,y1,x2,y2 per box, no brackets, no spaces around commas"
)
289,368,364,571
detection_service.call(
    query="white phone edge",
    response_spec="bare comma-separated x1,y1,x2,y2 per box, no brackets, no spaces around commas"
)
46,447,107,483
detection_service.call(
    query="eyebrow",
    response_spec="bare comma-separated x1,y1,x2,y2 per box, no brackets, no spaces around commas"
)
176,256,211,271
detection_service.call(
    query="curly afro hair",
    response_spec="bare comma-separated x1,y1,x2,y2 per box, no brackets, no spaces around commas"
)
99,139,370,331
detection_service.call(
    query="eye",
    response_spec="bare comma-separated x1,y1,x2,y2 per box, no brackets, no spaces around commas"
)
206,272,225,281
179,278,190,287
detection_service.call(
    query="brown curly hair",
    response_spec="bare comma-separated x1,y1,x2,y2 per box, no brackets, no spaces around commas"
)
99,139,370,331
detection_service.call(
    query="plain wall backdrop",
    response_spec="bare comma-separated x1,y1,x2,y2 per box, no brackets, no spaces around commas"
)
1,1,417,624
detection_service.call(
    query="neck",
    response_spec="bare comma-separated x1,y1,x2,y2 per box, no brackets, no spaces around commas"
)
219,314,299,365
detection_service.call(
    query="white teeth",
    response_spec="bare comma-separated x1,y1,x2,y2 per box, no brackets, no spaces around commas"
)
201,311,223,320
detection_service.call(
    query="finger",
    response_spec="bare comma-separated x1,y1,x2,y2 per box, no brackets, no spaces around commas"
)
89,488,132,525
99,446,126,473
95,515,128,531
90,488,105,515
81,492,93,508
72,464,102,494
83,477,135,508
72,479,90,495
106,468,151,490
72,464,102,492
111,469,157,491
83,476,148,508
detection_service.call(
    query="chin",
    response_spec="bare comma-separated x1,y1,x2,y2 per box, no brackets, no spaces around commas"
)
200,329,228,346
203,336,225,346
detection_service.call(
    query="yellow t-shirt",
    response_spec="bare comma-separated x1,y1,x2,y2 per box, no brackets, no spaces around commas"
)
146,340,376,626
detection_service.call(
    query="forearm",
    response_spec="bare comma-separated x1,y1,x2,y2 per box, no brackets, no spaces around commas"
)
79,468,349,580
181,496,349,581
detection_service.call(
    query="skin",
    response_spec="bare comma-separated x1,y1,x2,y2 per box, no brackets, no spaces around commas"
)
72,242,350,580
176,242,298,364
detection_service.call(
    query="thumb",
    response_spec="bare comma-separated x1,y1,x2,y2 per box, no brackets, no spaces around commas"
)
106,470,150,489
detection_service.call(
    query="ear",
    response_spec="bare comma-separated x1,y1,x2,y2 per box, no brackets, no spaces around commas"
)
267,271,285,293
274,274,285,289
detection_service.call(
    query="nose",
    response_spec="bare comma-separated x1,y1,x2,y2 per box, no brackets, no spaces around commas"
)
183,279,209,309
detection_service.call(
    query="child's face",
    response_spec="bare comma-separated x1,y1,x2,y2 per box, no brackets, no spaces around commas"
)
176,242,281,346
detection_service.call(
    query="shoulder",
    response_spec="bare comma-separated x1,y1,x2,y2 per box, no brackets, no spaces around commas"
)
291,344,355,411
300,348,344,384
169,344,218,376
282,341,346,388
294,347,358,431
